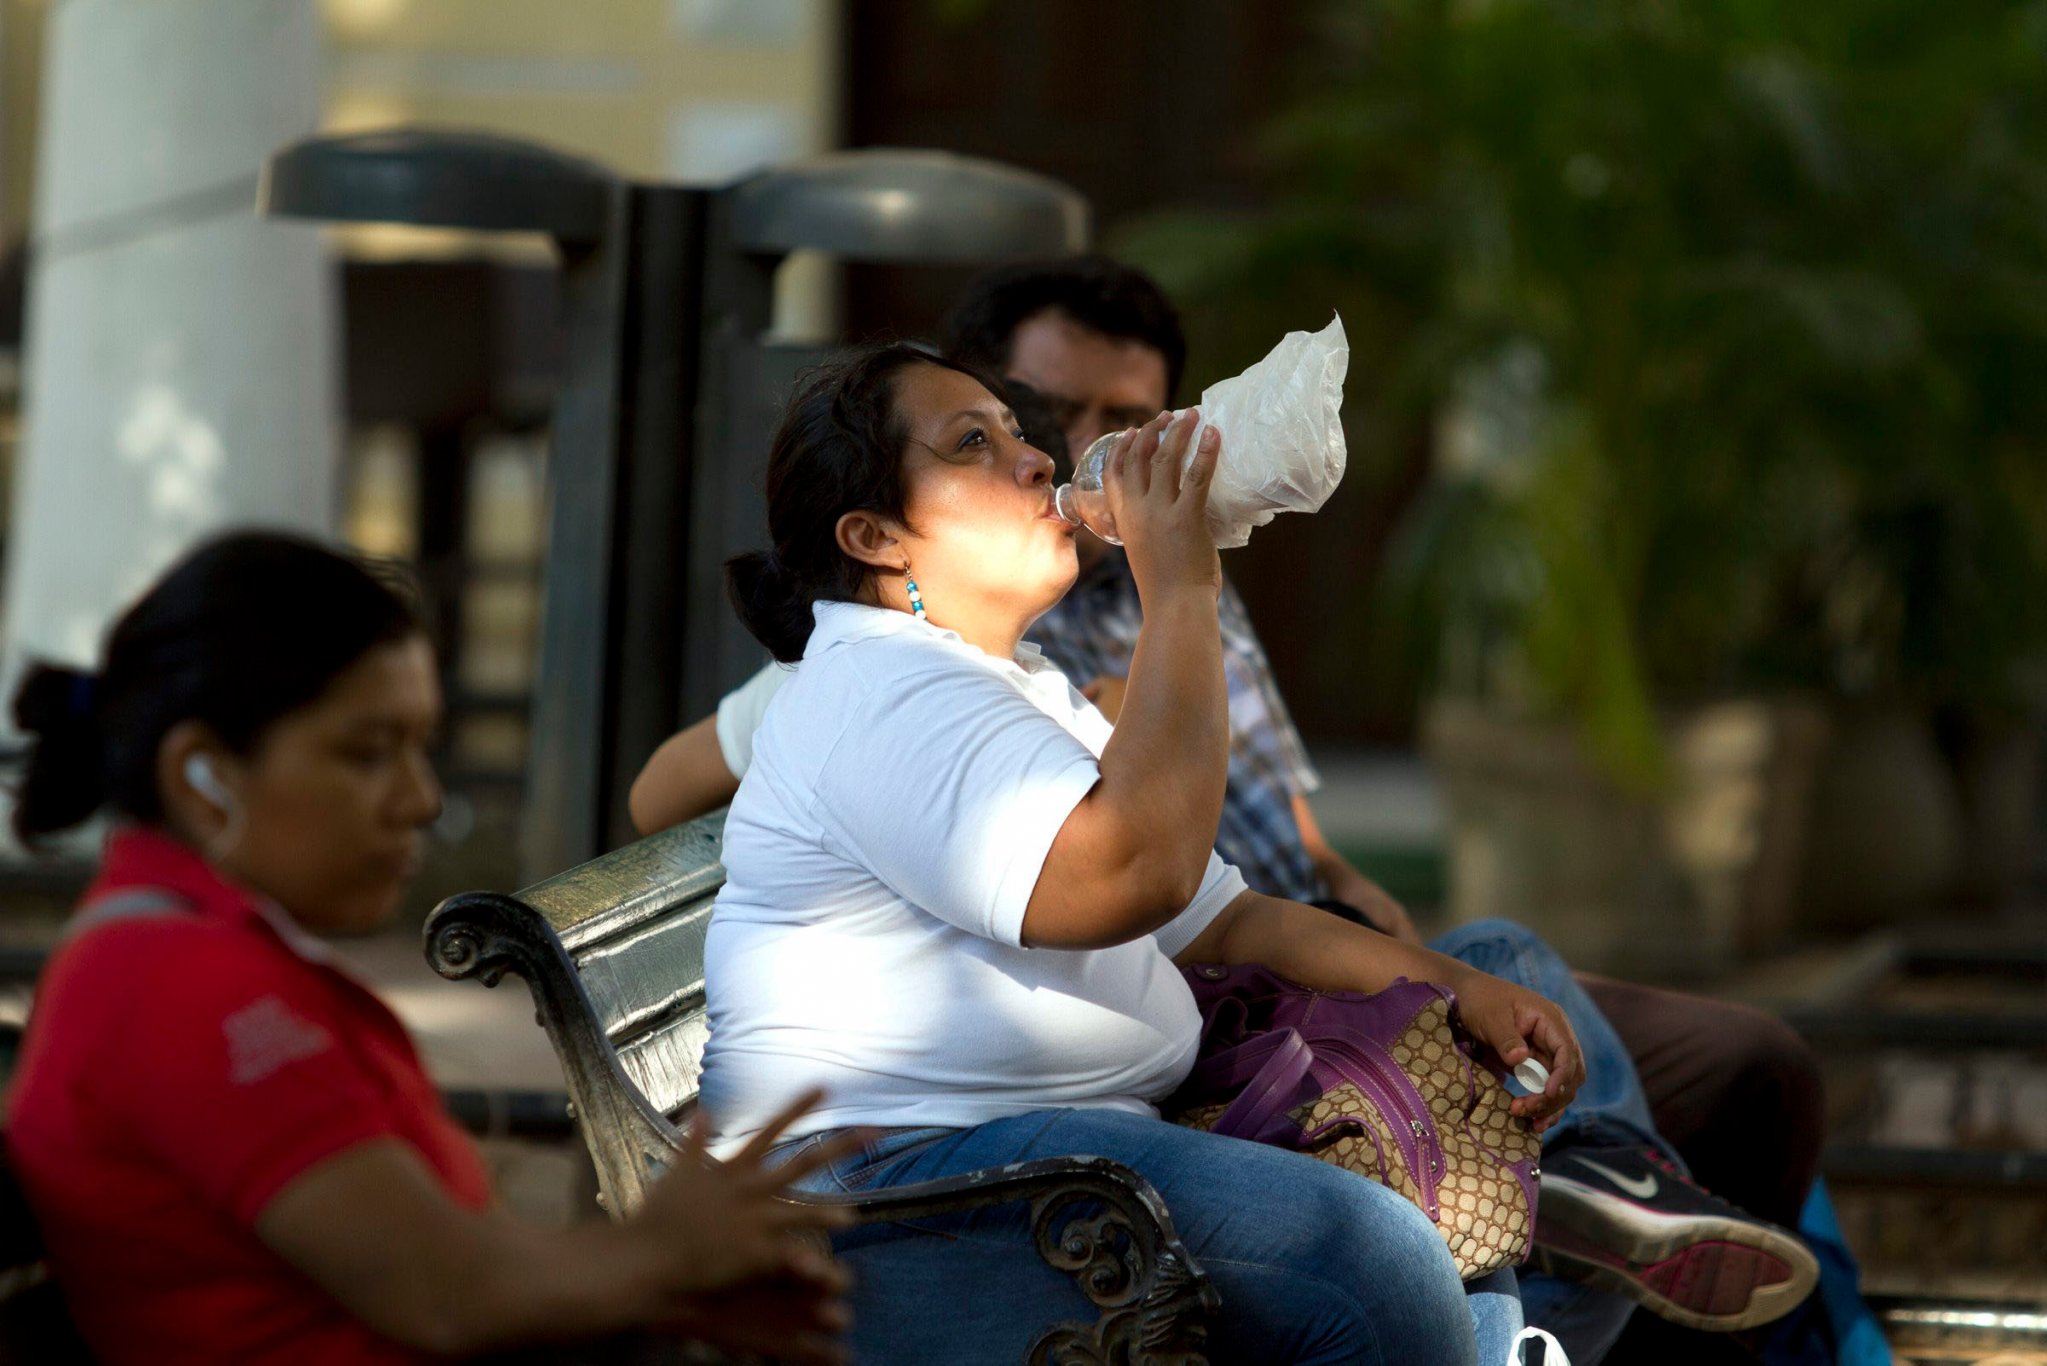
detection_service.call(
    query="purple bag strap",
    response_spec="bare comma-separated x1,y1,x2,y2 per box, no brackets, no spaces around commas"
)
1187,1027,1316,1145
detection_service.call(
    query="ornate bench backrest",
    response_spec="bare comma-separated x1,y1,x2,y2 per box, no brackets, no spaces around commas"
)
425,812,728,1213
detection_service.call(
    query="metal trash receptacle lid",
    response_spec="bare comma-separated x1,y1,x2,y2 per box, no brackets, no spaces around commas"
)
259,128,618,244
728,147,1088,262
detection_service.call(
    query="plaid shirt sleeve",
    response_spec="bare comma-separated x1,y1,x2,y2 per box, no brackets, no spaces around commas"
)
1217,580,1321,797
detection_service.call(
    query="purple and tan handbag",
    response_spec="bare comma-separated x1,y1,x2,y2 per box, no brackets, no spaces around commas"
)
1167,963,1542,1280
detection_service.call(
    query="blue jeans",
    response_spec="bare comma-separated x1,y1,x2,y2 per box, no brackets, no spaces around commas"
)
778,1107,1521,1365
1430,918,1689,1366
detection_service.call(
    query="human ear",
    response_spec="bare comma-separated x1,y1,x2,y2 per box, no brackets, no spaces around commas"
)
157,720,241,843
834,510,906,573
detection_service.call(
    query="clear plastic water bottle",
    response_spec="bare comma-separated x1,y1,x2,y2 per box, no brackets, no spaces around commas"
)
1051,429,1129,545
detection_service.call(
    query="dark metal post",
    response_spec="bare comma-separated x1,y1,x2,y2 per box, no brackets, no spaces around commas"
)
518,182,637,876
674,194,813,723
587,186,712,859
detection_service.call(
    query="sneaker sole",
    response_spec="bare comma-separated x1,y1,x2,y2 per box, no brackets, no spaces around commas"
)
1532,1178,1820,1332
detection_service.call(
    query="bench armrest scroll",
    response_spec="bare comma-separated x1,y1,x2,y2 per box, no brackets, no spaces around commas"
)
425,891,685,1215
800,1155,1216,1365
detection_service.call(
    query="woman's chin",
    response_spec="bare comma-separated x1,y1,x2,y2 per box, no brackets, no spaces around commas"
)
1042,541,1081,598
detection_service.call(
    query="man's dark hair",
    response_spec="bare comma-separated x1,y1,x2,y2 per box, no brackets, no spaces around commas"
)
938,255,1188,403
1001,378,1073,482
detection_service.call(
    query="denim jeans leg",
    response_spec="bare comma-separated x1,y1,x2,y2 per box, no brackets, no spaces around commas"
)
783,1107,1516,1366
1517,1264,1639,1366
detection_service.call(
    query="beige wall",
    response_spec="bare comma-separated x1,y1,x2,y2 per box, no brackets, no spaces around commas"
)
2,0,845,249
319,0,843,328
2,0,49,243
323,0,840,180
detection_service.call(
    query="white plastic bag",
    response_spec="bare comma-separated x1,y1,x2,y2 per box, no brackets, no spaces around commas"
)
1181,314,1350,549
1510,1327,1572,1365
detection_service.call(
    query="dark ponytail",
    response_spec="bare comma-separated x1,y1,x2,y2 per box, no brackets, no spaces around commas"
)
728,344,999,663
10,665,108,842
8,530,424,845
724,550,817,667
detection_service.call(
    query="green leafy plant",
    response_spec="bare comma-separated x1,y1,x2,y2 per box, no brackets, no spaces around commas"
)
1119,0,2047,784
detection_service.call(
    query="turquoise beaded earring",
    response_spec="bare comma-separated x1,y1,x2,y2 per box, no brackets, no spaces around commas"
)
904,571,928,622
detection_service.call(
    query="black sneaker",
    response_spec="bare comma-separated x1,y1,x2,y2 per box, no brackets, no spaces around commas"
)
1531,1144,1820,1333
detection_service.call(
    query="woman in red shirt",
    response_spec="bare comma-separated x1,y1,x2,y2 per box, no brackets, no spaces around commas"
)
5,531,854,1366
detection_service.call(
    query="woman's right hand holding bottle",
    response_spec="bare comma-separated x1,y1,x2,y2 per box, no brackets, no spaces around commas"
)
1103,409,1223,605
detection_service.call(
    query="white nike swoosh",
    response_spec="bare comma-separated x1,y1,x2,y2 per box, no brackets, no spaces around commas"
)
1575,1158,1659,1200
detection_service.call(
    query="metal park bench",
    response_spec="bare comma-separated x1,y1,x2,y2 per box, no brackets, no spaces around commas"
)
424,811,1219,1365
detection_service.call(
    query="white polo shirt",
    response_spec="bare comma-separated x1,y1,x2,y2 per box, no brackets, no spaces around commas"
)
698,601,1246,1152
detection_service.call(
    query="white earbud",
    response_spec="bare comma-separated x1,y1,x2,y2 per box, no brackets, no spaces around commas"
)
184,754,232,810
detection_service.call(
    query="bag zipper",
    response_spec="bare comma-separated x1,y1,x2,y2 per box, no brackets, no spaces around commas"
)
1303,1029,1447,1219
1187,977,1466,1222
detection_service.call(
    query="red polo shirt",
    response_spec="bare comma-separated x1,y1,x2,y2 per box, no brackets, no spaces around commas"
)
5,827,492,1366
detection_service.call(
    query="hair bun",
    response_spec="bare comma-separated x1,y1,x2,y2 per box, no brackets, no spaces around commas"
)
726,550,816,664
10,662,109,843
12,664,99,739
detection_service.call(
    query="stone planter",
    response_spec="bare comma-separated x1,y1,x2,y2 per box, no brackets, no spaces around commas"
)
1799,705,2041,926
1948,713,2042,908
1797,706,1964,929
1424,698,1829,981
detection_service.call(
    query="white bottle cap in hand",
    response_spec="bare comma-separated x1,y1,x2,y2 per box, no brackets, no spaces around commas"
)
1512,1058,1551,1092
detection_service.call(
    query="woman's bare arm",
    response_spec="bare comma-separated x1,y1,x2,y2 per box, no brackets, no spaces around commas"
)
1174,890,1585,1129
1022,412,1228,949
628,713,740,835
256,1096,858,1360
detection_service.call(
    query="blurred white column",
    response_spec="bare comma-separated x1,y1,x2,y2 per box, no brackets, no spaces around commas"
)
1,0,335,678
